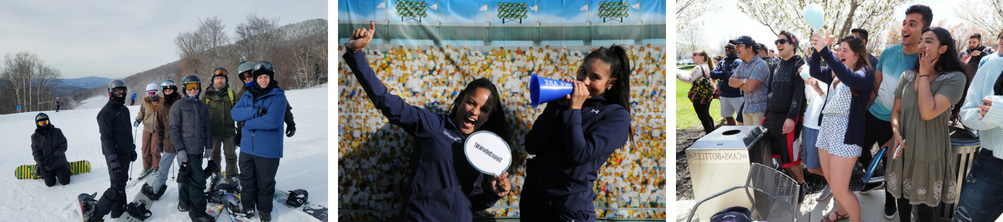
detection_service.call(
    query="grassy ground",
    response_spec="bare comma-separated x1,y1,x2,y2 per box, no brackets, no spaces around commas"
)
675,67,722,130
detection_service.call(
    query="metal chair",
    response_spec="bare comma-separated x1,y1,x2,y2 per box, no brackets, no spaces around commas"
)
686,162,800,222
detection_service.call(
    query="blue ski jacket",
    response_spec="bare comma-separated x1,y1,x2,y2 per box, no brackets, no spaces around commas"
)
231,85,287,159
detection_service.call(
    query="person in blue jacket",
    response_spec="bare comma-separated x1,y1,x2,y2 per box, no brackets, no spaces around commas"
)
343,21,512,221
230,61,287,222
520,45,634,222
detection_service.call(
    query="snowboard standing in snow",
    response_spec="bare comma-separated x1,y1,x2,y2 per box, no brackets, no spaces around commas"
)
78,192,98,222
16,160,91,180
273,189,328,221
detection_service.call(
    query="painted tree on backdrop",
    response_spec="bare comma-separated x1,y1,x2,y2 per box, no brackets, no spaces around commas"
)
738,0,908,54
955,1,1003,40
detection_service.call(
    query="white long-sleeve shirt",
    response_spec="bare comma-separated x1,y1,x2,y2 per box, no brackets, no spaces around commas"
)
677,64,709,84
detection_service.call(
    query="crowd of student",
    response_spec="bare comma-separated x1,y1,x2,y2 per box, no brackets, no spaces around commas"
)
679,4,1003,222
337,42,666,220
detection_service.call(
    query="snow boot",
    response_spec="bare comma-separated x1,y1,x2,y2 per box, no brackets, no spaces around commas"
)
189,211,214,222
177,202,190,212
140,183,167,200
260,211,271,222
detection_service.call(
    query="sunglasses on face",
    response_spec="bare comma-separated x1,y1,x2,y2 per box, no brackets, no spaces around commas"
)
37,120,49,127
692,53,699,56
775,39,792,45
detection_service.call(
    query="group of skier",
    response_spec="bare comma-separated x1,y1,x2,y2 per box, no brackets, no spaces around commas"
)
36,60,296,222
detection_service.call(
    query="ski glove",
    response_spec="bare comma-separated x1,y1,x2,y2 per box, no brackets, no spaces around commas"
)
257,108,267,116
107,154,122,173
177,150,188,163
43,155,56,167
176,162,189,183
286,124,296,137
133,120,141,128
203,148,211,159
130,148,138,162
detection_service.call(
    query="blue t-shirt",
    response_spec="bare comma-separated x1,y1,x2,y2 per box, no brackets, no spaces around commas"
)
870,44,918,121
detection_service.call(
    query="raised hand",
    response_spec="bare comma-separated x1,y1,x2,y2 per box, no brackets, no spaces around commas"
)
346,21,376,51
812,33,834,52
490,172,511,197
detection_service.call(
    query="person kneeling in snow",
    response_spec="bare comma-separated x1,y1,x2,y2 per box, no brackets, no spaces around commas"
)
31,113,70,187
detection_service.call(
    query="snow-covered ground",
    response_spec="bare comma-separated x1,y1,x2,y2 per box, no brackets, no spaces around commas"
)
0,85,328,221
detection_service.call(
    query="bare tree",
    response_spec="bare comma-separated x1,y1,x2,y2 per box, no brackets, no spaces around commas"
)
236,13,281,62
0,52,61,113
955,1,1003,39
676,20,708,60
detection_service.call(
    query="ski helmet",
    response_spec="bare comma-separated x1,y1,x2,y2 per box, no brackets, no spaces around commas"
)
252,61,274,78
237,62,255,82
107,80,128,104
181,74,202,98
286,189,308,207
161,80,178,93
145,83,159,92
35,113,50,127
211,67,229,88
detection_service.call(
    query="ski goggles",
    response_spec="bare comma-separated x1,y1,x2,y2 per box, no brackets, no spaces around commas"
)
148,91,157,96
184,83,200,91
111,88,127,97
36,120,49,127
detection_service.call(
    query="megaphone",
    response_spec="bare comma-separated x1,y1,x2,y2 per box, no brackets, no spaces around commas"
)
529,74,574,108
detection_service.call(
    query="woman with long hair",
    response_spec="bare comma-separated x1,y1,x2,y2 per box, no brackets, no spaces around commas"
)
887,27,968,222
520,45,633,222
809,33,874,222
677,50,717,133
342,21,512,221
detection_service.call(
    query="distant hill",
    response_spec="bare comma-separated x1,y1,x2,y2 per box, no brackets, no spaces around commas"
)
59,76,112,88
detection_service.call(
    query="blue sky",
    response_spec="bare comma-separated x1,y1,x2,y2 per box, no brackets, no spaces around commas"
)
0,0,327,79
339,0,666,24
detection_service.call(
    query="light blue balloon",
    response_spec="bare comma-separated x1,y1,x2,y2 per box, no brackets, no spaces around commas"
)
803,4,824,31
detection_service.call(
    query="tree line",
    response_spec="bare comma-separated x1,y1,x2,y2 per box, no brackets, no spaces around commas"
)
0,52,62,114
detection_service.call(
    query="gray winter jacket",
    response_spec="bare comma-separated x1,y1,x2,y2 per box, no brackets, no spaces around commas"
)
168,96,212,157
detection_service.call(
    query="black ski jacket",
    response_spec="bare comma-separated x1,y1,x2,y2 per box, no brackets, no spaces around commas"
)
97,98,134,156
31,125,69,170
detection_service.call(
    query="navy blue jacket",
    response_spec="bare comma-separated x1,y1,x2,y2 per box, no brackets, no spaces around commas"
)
710,54,744,97
521,95,631,214
231,86,287,159
343,51,501,221
809,46,874,149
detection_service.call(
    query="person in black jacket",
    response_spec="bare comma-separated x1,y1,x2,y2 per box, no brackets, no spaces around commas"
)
709,44,744,126
763,31,807,199
87,79,139,221
31,113,70,187
170,74,214,222
521,45,634,222
343,21,511,221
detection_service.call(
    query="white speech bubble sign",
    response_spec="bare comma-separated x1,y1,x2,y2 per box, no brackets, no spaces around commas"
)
463,131,512,175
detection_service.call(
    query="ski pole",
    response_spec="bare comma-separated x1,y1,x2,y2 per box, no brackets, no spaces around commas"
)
129,126,138,181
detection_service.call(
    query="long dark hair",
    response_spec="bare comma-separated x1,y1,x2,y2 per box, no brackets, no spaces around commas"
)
584,45,634,138
911,27,969,123
448,78,512,146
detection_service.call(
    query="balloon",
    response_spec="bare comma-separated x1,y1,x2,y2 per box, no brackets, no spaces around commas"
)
803,3,824,31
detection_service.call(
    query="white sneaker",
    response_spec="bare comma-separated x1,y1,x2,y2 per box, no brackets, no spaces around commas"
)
815,185,833,201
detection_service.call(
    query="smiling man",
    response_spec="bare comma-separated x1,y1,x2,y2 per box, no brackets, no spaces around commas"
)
763,30,807,201
728,36,771,126
868,4,932,219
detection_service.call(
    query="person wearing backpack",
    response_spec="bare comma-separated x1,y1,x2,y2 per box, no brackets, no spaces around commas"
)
204,67,239,181
678,50,718,133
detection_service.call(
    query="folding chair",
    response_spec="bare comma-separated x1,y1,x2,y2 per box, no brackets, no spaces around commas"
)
686,162,800,222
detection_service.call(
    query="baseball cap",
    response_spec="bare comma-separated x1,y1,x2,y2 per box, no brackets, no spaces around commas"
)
710,206,752,222
729,36,758,47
